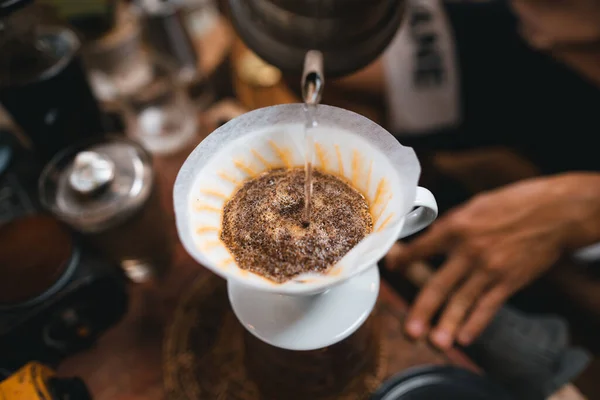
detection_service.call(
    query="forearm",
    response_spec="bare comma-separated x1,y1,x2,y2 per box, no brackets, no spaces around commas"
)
559,172,600,250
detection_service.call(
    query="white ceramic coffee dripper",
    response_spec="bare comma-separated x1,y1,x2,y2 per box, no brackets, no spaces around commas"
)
174,104,438,351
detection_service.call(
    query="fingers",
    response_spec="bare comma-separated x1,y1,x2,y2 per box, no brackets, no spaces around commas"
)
383,242,407,272
456,285,508,346
388,222,453,269
430,271,494,349
405,254,470,339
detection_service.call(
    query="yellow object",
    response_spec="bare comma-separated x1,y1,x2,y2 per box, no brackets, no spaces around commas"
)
0,362,55,400
236,51,282,88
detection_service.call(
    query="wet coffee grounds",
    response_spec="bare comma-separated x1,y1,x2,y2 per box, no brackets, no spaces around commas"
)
221,168,372,283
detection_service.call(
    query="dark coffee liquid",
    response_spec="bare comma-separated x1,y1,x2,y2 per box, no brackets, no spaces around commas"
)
0,31,104,159
221,168,372,283
0,215,73,306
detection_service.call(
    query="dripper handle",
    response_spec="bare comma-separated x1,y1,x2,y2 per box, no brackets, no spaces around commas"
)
398,187,438,239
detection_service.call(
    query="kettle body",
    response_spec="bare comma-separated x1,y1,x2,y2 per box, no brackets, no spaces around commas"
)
228,0,406,77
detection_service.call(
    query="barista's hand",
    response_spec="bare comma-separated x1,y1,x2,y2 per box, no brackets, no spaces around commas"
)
386,173,600,350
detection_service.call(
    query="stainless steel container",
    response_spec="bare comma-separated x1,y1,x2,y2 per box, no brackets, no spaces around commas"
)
228,0,406,77
39,137,172,282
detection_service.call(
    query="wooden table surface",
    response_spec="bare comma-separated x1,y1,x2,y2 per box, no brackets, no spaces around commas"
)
56,132,476,400
57,25,476,399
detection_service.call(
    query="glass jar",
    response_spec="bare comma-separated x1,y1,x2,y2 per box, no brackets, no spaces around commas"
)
118,56,199,155
0,0,106,160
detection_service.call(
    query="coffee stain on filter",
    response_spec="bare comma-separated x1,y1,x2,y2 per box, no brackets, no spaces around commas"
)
372,179,389,207
218,256,234,268
251,149,273,169
196,226,219,234
335,145,344,176
233,159,257,177
351,150,362,189
200,240,222,252
376,214,394,232
201,189,228,200
370,178,394,227
269,141,293,169
218,171,241,186
328,265,344,277
314,143,328,171
193,202,221,214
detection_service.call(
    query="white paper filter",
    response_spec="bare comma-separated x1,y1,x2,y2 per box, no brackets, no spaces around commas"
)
174,104,421,294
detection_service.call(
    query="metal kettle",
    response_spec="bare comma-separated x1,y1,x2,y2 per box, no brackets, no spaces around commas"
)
228,0,406,77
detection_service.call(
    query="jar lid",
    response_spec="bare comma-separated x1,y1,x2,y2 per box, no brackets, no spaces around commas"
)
371,366,514,400
39,138,154,233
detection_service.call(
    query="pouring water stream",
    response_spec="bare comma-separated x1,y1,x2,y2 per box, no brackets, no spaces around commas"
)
301,50,324,226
